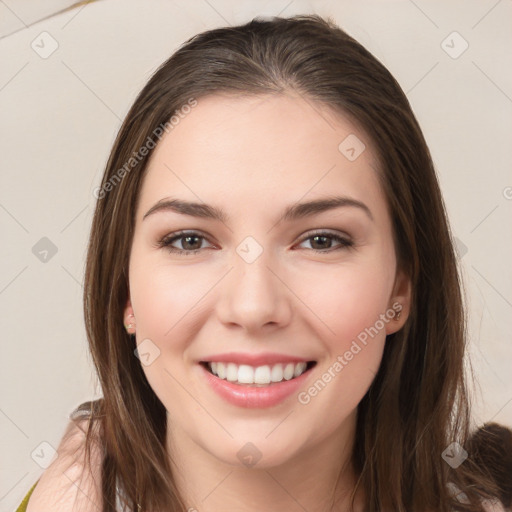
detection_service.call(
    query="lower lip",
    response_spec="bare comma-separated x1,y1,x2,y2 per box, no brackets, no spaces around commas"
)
200,364,313,408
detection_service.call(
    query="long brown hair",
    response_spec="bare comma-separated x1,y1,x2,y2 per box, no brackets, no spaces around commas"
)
79,14,510,511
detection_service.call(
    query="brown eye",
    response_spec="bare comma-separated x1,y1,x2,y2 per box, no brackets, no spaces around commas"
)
298,231,353,253
158,231,212,255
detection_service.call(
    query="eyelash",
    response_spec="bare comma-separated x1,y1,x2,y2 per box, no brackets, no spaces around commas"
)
156,230,354,256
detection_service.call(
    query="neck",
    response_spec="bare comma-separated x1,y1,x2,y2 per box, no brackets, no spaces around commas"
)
166,410,365,512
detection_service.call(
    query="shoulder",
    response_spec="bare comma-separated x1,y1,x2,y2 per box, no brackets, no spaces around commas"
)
26,409,103,512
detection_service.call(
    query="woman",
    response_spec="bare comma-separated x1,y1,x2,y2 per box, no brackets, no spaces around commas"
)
19,14,511,512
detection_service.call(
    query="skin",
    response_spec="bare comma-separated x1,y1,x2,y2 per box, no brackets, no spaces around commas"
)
124,92,411,511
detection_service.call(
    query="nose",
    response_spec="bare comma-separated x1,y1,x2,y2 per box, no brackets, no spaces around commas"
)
216,249,292,334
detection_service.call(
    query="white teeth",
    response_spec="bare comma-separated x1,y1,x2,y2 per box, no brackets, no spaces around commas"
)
271,364,283,382
294,362,307,377
283,363,295,380
207,361,310,385
238,364,254,384
216,362,226,379
254,365,271,384
226,363,238,382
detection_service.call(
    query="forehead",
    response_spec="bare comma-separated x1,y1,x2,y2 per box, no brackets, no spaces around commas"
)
138,93,385,224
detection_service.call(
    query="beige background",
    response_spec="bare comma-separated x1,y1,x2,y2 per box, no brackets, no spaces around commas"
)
1,0,511,509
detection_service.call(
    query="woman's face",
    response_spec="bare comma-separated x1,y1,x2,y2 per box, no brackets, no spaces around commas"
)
125,93,410,468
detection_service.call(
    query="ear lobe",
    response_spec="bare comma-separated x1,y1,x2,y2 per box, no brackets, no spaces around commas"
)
385,270,412,335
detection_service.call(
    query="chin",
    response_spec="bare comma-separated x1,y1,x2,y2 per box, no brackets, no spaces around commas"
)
199,431,308,470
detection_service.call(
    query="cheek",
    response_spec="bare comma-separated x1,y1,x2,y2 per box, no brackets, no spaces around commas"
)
129,256,209,341
128,261,202,411
127,256,191,383
294,258,395,347
294,263,392,426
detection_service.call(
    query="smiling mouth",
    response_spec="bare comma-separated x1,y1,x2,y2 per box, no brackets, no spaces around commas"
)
200,361,317,386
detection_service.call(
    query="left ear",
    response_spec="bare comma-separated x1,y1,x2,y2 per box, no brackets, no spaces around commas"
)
385,269,412,335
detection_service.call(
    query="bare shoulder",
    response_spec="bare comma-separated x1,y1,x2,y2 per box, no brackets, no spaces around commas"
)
26,415,103,512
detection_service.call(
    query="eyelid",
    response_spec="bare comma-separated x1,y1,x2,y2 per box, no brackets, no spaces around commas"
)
156,230,215,249
297,228,352,241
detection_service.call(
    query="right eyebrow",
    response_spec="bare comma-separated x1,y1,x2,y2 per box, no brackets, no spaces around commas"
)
143,198,228,223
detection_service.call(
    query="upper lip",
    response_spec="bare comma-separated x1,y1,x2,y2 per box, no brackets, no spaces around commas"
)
199,352,315,367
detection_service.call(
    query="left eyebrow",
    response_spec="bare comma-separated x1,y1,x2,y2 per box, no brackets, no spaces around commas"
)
142,195,374,223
